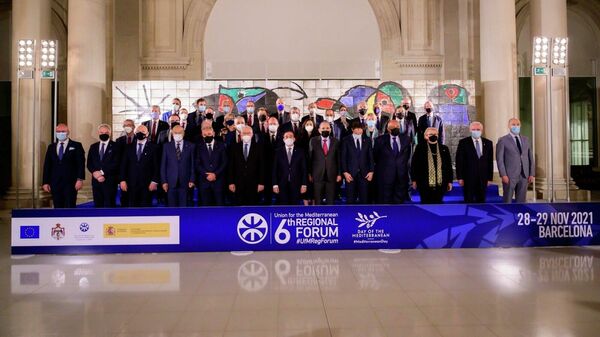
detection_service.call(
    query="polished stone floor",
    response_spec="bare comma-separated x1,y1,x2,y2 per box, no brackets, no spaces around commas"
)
1,216,600,336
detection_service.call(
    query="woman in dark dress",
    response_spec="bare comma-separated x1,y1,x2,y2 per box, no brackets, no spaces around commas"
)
411,127,453,204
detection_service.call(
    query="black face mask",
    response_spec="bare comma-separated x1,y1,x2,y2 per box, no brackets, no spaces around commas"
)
321,131,330,138
390,128,400,136
171,122,180,128
396,112,404,119
428,135,438,143
205,113,213,120
425,108,432,114
358,108,367,115
99,134,110,142
225,120,235,126
204,136,214,143
403,104,410,110
259,115,267,122
135,132,146,140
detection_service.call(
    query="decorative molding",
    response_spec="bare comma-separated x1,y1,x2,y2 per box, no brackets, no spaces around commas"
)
140,56,191,71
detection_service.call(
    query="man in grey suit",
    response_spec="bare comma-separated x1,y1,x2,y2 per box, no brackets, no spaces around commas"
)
308,121,341,205
496,118,535,203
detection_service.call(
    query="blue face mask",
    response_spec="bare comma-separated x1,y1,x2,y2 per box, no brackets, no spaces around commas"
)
223,106,231,113
56,132,68,141
151,111,160,119
366,120,376,128
511,126,520,135
247,107,255,114
471,130,482,139
198,105,206,113
277,104,285,111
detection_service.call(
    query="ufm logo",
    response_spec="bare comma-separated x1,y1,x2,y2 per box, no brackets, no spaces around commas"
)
79,223,90,232
237,213,268,244
356,211,387,229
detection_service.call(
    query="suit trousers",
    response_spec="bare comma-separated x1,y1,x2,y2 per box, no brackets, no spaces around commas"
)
52,184,78,208
346,174,369,204
314,180,336,205
502,175,528,203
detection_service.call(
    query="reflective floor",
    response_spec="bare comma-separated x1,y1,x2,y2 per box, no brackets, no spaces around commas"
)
2,218,600,336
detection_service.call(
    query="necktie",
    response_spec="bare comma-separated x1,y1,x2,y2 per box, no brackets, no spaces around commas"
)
428,116,432,127
248,115,253,126
287,147,293,164
271,134,275,143
392,136,399,154
322,138,329,156
137,143,143,161
244,144,249,160
207,143,213,158
100,143,105,161
356,138,361,152
176,142,181,160
475,139,482,158
515,136,522,155
127,136,132,144
152,121,157,141
293,123,297,133
58,142,64,160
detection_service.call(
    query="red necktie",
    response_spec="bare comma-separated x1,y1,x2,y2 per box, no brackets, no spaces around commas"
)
152,121,157,141
322,139,328,156
248,115,253,126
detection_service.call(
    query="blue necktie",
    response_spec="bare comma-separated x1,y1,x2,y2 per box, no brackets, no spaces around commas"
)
58,142,64,160
392,136,399,155
99,143,105,161
475,139,482,158
137,143,143,161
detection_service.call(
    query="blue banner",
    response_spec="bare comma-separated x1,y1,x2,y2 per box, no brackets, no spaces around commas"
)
11,202,600,254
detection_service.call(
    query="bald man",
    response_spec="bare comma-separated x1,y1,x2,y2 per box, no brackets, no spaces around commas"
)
496,118,534,203
455,121,494,203
42,123,86,208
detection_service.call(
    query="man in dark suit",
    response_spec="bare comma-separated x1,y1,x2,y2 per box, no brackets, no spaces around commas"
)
279,107,303,140
373,120,412,204
341,121,374,204
157,114,180,145
274,98,290,124
308,121,341,205
335,105,352,139
325,109,345,140
187,98,207,139
161,125,195,207
196,120,228,206
115,119,136,207
272,131,308,205
456,121,494,203
301,102,324,126
373,102,388,134
42,124,86,208
119,125,160,207
143,105,169,144
353,101,368,127
411,127,453,204
87,124,121,207
260,117,282,205
242,101,260,131
227,126,265,205
417,101,445,144
400,98,419,139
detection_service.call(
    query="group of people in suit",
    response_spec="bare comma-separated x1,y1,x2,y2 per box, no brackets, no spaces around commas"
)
42,96,535,208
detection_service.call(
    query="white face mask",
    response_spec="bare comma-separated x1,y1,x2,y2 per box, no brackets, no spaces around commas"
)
309,108,317,115
326,116,334,123
305,125,314,133
241,135,252,144
123,126,133,134
179,113,188,121
268,124,278,133
339,110,347,117
173,104,180,111
284,138,294,147
173,134,184,142
236,124,245,132
291,113,300,122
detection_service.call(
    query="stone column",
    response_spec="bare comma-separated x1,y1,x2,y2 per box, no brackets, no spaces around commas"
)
530,0,578,200
67,0,109,200
479,0,518,146
4,0,53,208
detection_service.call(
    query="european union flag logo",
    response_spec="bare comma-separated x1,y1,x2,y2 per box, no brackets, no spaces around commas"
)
20,226,40,239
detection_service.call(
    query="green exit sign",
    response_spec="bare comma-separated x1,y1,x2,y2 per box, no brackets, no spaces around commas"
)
534,67,547,76
41,70,55,79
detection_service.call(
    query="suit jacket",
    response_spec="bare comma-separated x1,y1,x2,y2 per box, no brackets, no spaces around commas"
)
156,129,172,146
278,121,304,141
455,136,494,183
301,114,324,127
87,141,121,183
496,133,534,179
377,115,390,134
143,119,169,143
42,140,86,188
120,141,160,188
373,133,412,185
241,112,261,133
330,119,345,140
411,142,453,188
116,134,135,149
273,111,291,125
272,146,307,188
417,113,445,144
308,136,341,182
334,118,351,139
227,141,265,187
161,140,196,187
195,140,228,185
341,135,374,177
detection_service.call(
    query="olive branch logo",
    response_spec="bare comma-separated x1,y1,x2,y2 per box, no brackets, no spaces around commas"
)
356,211,387,229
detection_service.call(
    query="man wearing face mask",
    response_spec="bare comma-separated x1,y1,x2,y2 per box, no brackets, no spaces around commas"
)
324,109,341,139
161,97,182,122
372,102,387,134
417,101,445,144
384,106,415,140
119,125,160,207
301,102,324,126
232,116,247,144
280,107,303,139
496,118,534,203
272,131,308,205
411,127,453,204
335,105,351,139
342,121,374,204
243,101,259,129
221,113,238,148
202,106,222,139
178,107,190,138
117,119,136,147
157,114,181,145
256,107,270,135
143,105,169,144
275,98,290,124
42,123,86,208
196,120,228,206
354,101,369,127
455,121,494,203
308,121,341,205
259,116,280,205
187,98,207,137
215,101,233,131
400,97,419,138
161,125,196,207
373,119,413,204
228,126,265,205
87,124,121,208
